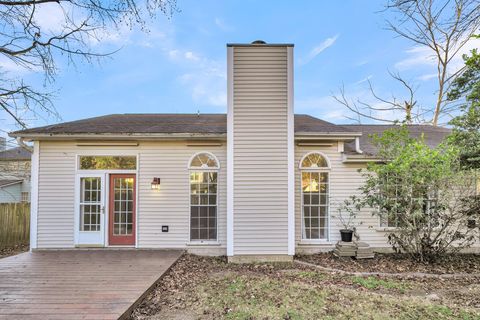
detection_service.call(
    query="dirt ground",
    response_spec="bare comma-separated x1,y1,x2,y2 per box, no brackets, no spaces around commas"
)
0,244,28,259
130,254,480,320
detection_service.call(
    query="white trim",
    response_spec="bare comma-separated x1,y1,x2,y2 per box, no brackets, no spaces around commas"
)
337,141,344,153
226,46,234,257
135,154,140,248
188,169,219,242
287,46,295,256
74,153,139,247
355,137,363,154
299,151,331,242
187,151,220,170
29,141,39,251
12,133,226,140
298,240,333,246
299,151,332,169
74,173,105,247
0,180,23,188
186,241,221,246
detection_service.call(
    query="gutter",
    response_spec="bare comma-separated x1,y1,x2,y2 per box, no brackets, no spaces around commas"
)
0,180,23,188
16,137,33,152
9,132,227,141
342,153,383,163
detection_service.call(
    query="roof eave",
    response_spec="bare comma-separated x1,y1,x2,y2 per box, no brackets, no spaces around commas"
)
0,180,23,188
342,153,383,163
295,132,362,140
9,132,227,141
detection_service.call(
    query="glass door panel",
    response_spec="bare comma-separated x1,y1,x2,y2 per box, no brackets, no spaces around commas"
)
109,174,136,245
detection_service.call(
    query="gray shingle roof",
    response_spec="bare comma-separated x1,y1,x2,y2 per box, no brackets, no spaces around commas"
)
0,147,31,161
9,115,451,158
343,124,451,156
10,114,357,136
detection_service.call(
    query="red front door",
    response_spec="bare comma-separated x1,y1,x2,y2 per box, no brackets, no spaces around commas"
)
109,174,136,246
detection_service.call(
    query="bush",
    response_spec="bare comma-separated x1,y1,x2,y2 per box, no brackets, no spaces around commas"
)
359,126,479,263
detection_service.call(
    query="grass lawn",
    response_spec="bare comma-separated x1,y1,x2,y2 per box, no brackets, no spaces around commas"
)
131,254,480,320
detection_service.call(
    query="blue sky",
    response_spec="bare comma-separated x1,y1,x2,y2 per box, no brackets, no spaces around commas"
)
2,0,477,142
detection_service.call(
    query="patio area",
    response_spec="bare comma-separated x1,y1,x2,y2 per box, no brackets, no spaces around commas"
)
0,249,183,320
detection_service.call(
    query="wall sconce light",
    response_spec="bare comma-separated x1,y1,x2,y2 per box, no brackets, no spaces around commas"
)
151,177,161,190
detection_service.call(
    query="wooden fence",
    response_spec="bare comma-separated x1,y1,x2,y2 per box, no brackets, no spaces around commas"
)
0,203,30,249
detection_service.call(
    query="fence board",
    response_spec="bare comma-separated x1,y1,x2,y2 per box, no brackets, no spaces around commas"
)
0,203,30,249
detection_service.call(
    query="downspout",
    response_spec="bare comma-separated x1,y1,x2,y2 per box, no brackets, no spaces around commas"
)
355,137,363,154
16,137,33,152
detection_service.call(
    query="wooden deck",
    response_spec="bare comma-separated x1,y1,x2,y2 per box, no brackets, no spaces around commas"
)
0,250,183,320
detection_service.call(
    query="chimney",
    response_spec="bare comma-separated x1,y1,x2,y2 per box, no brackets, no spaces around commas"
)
226,41,295,261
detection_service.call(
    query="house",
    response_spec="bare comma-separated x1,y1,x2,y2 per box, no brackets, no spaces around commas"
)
9,41,457,261
0,143,31,203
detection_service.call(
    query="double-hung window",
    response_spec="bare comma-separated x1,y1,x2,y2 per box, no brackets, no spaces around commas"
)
189,152,219,241
300,152,330,240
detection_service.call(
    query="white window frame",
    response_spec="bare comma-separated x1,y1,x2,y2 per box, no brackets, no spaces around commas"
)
74,173,105,246
299,151,331,243
21,191,29,203
187,152,220,244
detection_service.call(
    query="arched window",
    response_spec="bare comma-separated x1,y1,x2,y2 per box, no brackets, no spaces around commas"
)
189,152,219,241
300,152,330,241
189,152,220,169
299,152,330,169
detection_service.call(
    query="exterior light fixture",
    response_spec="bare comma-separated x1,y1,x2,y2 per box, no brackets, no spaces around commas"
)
151,177,161,190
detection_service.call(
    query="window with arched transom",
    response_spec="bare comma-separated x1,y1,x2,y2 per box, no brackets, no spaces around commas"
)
300,152,330,240
189,152,219,241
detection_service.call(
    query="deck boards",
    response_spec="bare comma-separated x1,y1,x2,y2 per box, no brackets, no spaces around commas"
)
0,250,183,320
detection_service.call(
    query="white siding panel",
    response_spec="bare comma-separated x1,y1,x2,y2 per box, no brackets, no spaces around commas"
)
232,46,290,255
38,142,76,248
36,141,226,251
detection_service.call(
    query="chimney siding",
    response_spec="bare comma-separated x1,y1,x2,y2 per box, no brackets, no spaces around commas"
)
228,44,293,256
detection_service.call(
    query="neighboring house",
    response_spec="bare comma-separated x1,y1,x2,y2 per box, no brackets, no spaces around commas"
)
0,145,31,203
10,41,459,261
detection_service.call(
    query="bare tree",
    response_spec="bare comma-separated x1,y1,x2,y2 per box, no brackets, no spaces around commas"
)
0,0,176,128
335,0,480,125
333,71,419,124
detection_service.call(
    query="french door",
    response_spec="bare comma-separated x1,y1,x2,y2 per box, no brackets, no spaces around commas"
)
77,174,105,246
108,174,136,245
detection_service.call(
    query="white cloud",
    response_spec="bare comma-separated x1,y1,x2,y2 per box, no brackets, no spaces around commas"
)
299,35,339,66
395,38,480,73
33,3,68,34
0,56,40,75
214,18,233,32
172,50,226,108
169,49,180,59
394,46,436,70
417,73,437,81
354,75,373,85
184,51,200,61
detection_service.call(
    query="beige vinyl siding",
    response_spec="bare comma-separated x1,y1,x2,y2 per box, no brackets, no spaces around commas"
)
38,141,76,248
232,46,289,255
36,140,227,250
137,142,226,249
294,143,390,251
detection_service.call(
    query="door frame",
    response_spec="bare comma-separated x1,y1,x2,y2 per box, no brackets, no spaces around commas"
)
74,153,139,248
74,173,106,247
108,174,137,246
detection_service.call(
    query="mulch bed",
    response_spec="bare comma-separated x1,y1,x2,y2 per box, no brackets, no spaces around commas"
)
297,252,480,274
0,244,29,259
